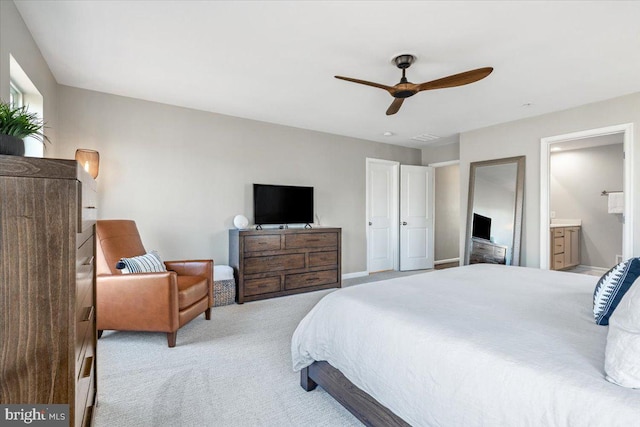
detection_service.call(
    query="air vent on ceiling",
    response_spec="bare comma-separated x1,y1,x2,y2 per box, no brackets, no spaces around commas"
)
411,133,440,143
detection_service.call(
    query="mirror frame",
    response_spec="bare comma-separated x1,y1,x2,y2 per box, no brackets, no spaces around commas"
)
464,155,525,266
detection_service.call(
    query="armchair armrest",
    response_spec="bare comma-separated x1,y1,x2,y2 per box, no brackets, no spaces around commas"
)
96,272,179,332
164,259,214,279
164,259,214,307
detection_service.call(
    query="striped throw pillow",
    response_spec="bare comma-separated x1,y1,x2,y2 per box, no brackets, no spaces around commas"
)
116,250,167,274
593,257,640,325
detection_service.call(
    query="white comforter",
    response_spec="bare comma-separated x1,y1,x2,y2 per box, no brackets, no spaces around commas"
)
291,264,640,426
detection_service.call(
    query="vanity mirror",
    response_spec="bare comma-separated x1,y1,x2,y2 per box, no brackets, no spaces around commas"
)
464,156,525,266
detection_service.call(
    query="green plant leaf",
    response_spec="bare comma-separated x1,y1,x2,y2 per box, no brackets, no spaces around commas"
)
0,100,49,144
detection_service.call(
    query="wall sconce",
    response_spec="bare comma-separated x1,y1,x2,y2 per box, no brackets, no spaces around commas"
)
75,149,100,179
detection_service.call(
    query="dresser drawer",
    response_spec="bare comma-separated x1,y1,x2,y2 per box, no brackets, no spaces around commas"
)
76,235,95,305
244,235,281,252
244,276,281,296
285,269,338,290
285,232,337,249
75,303,94,362
76,225,94,249
81,400,94,427
472,241,493,255
81,180,96,206
553,237,564,255
553,228,565,238
309,251,338,268
78,181,97,233
553,253,565,270
75,346,95,427
244,253,305,274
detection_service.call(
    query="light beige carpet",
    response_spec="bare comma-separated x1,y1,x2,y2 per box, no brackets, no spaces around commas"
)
95,288,362,426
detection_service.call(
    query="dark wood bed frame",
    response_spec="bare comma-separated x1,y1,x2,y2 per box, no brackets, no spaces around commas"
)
300,361,411,427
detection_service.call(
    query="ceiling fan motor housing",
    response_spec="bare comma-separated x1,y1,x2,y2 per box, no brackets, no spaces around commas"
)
392,54,418,98
394,88,416,99
393,54,416,69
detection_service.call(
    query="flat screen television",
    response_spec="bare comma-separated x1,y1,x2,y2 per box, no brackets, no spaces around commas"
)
472,213,491,241
253,184,314,225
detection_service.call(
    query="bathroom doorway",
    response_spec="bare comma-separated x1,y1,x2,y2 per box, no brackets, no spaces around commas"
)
540,124,634,272
550,136,623,274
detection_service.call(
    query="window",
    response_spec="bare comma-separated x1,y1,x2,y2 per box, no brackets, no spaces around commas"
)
9,81,23,108
10,55,44,157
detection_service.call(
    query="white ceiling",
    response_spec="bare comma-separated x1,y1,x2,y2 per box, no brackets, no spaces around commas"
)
14,1,640,149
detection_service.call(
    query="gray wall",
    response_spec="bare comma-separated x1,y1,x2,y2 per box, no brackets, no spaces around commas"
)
0,0,58,155
422,141,460,165
55,85,422,274
434,164,460,261
424,140,461,263
460,92,640,267
551,144,623,268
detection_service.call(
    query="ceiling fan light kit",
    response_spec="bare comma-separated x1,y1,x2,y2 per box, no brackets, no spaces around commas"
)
335,54,493,116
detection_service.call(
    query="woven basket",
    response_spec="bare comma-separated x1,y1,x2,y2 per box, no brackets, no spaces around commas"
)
214,279,236,306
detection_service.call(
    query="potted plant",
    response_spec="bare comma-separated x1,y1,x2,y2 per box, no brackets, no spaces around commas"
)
0,101,49,156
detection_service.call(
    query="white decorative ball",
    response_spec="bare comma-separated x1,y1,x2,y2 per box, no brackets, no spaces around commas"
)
233,214,249,229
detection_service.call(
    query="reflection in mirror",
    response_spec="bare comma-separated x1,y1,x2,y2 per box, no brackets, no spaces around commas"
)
465,156,525,266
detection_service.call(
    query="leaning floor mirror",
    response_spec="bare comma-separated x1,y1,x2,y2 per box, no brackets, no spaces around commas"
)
464,156,525,266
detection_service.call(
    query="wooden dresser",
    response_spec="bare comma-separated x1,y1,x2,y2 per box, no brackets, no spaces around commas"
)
469,237,508,264
0,155,97,427
229,227,341,303
550,226,581,270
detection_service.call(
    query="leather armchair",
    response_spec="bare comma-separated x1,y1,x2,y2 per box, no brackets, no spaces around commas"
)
96,220,213,347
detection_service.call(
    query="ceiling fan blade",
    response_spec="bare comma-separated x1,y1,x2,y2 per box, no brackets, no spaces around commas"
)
416,67,493,92
335,76,394,93
386,98,404,116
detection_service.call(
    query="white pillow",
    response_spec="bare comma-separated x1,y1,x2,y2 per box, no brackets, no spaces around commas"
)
116,250,167,274
213,265,234,281
604,279,640,388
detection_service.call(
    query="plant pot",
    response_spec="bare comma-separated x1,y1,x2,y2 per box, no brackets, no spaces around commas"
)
0,134,25,156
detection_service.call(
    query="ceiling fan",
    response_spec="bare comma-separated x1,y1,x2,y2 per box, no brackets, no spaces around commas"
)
335,54,493,116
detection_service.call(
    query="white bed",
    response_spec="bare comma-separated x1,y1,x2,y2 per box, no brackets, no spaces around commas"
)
291,264,640,426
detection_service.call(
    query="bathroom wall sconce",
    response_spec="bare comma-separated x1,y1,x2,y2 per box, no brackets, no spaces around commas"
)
75,149,100,179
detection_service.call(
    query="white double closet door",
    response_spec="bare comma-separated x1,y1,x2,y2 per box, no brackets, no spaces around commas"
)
366,159,434,272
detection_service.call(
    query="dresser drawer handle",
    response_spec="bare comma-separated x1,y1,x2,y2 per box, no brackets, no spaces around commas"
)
82,256,94,266
85,206,97,209
81,306,94,322
81,356,93,379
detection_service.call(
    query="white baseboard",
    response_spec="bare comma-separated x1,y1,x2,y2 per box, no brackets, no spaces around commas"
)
344,260,460,279
434,258,460,265
342,271,368,280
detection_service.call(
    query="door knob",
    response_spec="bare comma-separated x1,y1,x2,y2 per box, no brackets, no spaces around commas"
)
402,222,407,226
368,222,372,226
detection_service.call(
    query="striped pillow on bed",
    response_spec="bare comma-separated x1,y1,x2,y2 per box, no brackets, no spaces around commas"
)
593,257,640,325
